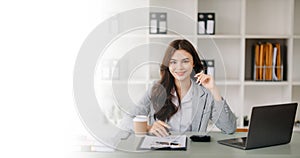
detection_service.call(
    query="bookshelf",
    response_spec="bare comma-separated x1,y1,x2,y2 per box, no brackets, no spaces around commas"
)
95,0,300,127
293,0,300,124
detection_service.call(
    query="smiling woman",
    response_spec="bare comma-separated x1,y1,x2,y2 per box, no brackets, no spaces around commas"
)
169,50,194,82
120,39,237,137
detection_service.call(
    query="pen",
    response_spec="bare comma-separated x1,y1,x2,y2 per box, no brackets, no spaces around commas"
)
196,70,204,85
155,141,180,146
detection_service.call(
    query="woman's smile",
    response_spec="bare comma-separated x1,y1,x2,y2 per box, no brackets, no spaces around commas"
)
175,71,186,76
169,49,194,82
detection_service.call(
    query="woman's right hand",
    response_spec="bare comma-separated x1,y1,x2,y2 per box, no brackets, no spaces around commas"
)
148,120,171,137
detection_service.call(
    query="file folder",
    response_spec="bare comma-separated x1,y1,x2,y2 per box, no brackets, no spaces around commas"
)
201,60,215,78
265,43,273,81
197,13,205,34
254,44,260,80
206,13,215,35
258,44,264,80
275,43,282,80
197,12,215,35
253,41,285,81
149,12,167,34
149,13,158,34
158,13,167,34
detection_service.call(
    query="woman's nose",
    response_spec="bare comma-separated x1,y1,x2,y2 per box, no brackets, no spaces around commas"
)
176,62,184,69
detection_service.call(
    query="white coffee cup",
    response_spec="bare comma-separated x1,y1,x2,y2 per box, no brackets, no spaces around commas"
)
133,115,148,136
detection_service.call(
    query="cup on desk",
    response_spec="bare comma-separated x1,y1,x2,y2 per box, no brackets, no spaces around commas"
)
133,115,148,136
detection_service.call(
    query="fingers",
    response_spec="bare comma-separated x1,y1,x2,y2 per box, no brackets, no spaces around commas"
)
157,120,171,129
194,70,204,77
194,72,210,85
149,120,171,137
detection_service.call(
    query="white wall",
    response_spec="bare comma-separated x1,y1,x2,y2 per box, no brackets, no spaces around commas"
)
0,0,145,157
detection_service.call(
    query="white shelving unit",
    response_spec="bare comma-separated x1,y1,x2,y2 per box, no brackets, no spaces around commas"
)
95,0,300,127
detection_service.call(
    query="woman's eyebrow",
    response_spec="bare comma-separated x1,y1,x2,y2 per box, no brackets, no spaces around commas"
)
170,58,189,61
182,58,190,60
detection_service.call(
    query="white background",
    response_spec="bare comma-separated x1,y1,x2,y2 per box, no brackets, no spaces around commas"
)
0,0,144,157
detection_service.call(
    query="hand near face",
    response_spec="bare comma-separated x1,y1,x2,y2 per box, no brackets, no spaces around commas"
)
194,71,215,90
194,71,222,101
148,120,171,137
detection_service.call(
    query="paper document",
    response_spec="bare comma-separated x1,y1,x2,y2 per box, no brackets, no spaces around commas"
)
138,135,187,150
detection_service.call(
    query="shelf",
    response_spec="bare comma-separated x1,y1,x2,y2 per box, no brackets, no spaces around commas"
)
294,35,300,39
215,80,241,86
245,0,292,35
96,0,300,125
244,81,289,86
244,38,288,81
197,35,241,39
293,82,300,86
150,0,197,35
245,35,290,39
197,38,241,81
198,0,242,35
148,34,194,39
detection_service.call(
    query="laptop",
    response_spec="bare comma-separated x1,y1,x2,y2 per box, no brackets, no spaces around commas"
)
218,102,298,150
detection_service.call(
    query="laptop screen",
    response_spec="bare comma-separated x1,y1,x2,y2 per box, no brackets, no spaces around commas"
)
246,102,298,149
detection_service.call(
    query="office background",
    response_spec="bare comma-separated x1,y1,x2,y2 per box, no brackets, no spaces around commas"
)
90,0,300,133
4,0,297,157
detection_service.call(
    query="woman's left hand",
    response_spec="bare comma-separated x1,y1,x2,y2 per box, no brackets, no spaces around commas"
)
194,71,215,90
194,71,222,101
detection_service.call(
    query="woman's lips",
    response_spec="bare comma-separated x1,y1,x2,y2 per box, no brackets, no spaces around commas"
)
176,71,185,76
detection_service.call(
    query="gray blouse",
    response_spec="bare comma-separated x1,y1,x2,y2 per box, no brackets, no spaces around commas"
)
119,80,237,134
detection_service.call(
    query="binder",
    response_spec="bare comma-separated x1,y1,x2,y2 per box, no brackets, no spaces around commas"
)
101,60,110,80
265,43,273,81
258,44,264,80
275,43,282,80
100,59,120,80
158,13,167,34
197,13,206,34
149,12,167,34
197,12,215,35
206,13,215,35
281,44,288,81
254,44,260,80
201,60,215,78
253,42,285,81
149,13,158,34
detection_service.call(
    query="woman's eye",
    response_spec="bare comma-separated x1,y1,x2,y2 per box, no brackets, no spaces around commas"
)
170,61,176,64
183,60,190,63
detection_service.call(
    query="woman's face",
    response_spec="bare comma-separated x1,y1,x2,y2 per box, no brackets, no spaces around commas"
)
168,49,194,82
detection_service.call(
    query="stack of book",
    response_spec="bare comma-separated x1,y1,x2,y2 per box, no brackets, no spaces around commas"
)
253,42,285,81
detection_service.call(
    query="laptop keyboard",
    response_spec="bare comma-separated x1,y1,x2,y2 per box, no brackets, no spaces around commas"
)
232,137,247,147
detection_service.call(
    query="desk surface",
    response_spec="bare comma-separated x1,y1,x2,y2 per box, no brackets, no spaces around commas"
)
71,132,300,158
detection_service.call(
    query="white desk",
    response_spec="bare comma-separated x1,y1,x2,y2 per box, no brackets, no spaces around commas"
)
70,132,300,158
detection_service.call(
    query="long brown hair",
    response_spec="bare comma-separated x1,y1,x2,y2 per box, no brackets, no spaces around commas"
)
151,39,204,121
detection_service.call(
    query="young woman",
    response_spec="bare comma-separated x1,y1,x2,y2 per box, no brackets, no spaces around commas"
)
124,39,236,137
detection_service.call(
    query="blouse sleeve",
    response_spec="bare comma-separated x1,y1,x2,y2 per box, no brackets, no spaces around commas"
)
209,95,237,134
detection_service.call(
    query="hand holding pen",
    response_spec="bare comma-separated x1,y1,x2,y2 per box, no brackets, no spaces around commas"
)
149,120,171,137
194,70,215,90
194,70,222,101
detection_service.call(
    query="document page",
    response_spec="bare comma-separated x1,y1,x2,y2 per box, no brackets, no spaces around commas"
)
139,135,187,150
